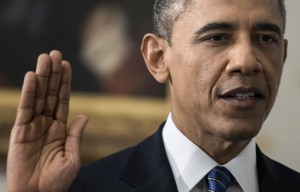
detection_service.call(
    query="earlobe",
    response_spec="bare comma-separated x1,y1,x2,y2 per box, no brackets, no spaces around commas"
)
141,33,170,83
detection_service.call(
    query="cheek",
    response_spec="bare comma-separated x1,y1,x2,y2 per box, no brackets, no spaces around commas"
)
265,55,284,88
189,64,223,114
260,44,285,88
193,55,227,96
169,46,225,103
263,61,284,115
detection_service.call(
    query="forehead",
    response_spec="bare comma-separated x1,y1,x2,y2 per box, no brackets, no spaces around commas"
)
175,0,283,32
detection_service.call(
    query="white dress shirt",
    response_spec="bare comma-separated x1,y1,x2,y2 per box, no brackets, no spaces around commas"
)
162,113,259,192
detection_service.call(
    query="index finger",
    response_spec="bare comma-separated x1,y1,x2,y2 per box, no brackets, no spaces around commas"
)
15,72,37,126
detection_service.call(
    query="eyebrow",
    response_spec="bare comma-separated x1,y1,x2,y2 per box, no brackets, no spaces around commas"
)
194,22,236,35
194,21,283,37
253,22,282,37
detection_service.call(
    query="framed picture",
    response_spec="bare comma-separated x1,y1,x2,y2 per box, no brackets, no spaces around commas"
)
0,0,169,162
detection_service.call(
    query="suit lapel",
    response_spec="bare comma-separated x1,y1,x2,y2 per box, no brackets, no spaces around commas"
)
119,123,178,192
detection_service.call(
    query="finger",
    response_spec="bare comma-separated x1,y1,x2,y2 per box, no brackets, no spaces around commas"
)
15,72,37,125
43,50,63,116
55,60,71,123
34,54,51,115
65,115,89,162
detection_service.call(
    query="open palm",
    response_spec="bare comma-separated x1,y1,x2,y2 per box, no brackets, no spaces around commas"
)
6,51,88,192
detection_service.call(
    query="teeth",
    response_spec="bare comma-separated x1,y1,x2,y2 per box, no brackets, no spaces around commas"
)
230,92,255,99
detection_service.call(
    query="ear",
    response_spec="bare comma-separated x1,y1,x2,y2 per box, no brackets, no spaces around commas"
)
141,33,170,83
283,39,288,63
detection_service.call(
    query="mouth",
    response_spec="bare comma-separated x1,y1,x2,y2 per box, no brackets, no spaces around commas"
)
219,87,264,102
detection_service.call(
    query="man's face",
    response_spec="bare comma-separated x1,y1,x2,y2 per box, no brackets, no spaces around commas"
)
166,0,287,142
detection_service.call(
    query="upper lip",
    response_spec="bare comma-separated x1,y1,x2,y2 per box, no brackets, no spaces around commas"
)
219,87,264,98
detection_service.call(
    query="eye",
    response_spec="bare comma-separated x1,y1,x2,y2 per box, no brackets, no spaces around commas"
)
194,33,231,45
208,34,229,41
255,34,277,43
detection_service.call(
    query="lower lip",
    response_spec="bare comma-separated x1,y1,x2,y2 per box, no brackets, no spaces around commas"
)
220,97,263,108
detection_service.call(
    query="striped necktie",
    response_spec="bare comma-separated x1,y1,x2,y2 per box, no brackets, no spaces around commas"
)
206,166,235,192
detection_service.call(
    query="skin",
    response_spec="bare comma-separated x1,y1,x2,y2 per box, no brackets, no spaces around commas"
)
6,51,88,192
6,0,287,191
141,0,287,164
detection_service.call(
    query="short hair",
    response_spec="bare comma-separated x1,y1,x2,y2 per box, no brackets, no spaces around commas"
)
153,0,286,44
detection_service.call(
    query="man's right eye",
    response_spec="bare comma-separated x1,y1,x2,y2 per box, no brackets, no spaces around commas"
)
208,34,228,41
193,33,231,44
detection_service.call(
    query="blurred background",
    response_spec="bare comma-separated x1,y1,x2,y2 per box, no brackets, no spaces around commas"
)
0,0,300,191
0,0,165,97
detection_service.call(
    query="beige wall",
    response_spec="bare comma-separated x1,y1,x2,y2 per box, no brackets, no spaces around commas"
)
0,158,5,192
257,0,300,171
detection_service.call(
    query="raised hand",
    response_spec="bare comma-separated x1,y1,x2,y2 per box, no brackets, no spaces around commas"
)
6,50,89,192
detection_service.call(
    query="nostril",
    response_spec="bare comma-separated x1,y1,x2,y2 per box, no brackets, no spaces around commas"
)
227,66,261,76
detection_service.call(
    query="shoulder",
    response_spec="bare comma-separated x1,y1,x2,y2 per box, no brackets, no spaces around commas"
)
81,146,135,178
261,153,300,179
257,146,300,190
69,146,136,191
68,123,167,191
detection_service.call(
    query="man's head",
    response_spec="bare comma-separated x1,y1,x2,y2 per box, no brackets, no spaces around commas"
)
153,0,286,44
141,0,288,156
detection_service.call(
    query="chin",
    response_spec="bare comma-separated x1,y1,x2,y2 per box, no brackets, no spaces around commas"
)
216,122,263,142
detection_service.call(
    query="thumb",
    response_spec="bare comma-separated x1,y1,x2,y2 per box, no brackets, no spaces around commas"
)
65,115,89,161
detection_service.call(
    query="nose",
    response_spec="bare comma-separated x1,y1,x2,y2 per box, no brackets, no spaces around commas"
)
226,38,262,76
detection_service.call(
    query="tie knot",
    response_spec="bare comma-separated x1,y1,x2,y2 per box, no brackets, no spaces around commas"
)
206,166,235,192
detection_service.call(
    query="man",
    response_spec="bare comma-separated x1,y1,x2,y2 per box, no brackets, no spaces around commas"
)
6,0,300,191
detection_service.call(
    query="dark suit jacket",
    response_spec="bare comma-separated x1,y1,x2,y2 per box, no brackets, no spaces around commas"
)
69,123,300,192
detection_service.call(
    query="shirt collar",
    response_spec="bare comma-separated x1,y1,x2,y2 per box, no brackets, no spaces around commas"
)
162,113,258,192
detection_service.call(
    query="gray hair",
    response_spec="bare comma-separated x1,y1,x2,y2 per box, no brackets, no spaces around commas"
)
153,0,286,44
